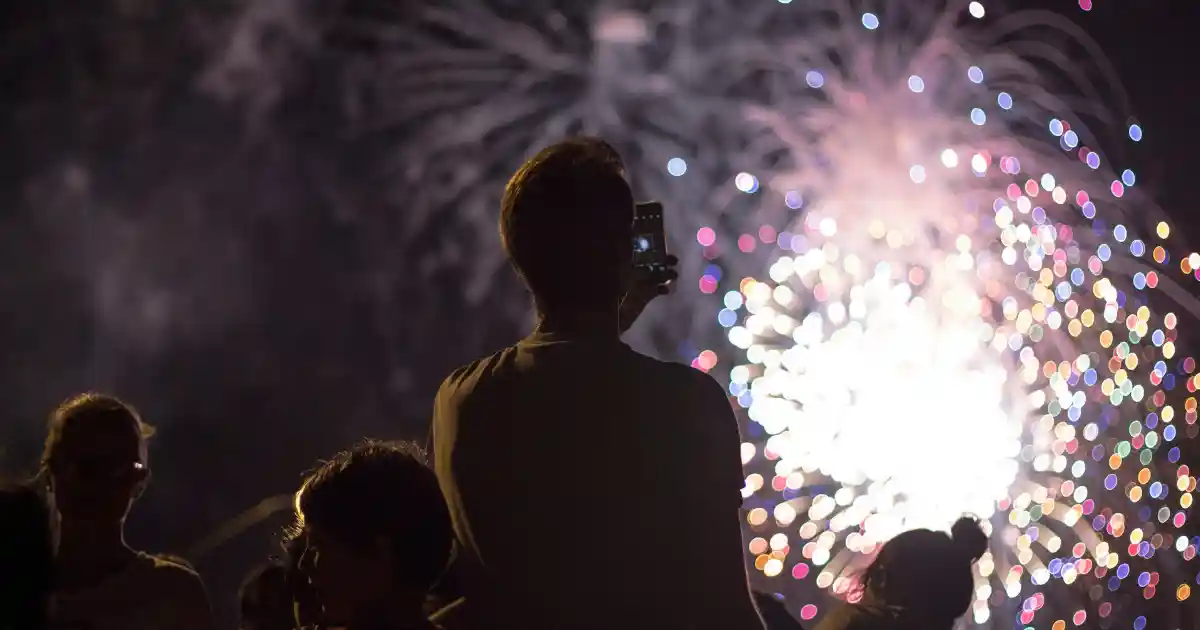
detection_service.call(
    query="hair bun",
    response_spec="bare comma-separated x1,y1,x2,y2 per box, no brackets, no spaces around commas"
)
950,516,988,562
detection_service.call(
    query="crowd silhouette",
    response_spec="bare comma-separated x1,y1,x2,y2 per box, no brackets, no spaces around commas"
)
0,138,987,630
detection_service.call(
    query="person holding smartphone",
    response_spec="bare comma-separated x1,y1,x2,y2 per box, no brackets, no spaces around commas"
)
431,137,765,630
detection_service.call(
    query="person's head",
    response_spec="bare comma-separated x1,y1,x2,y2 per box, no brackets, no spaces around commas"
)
0,482,56,630
42,392,153,526
500,137,636,314
291,440,453,626
239,563,295,630
860,517,988,624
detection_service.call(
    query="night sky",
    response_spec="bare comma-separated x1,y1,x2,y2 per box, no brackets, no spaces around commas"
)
1,1,1198,627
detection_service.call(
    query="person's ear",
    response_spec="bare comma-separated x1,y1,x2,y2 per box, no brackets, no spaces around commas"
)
132,467,151,500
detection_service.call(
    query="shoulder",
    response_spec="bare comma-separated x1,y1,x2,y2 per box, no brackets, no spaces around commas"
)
664,360,734,410
139,553,209,603
629,350,715,386
621,352,734,420
435,347,515,404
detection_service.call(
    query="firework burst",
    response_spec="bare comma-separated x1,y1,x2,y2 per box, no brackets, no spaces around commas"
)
713,2,1200,628
361,0,1200,626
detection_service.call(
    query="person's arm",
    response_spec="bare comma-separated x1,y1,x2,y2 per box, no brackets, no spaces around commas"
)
687,371,766,629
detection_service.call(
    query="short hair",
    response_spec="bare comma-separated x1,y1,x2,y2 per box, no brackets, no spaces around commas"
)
293,440,452,592
42,393,155,468
499,137,634,307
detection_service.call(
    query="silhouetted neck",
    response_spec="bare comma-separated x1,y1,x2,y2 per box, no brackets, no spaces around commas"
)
533,307,620,339
57,520,125,557
56,520,136,591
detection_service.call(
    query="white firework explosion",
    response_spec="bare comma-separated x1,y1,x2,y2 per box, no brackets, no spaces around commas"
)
351,1,1200,626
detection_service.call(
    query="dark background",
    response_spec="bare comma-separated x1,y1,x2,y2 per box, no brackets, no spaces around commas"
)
1,1,1197,627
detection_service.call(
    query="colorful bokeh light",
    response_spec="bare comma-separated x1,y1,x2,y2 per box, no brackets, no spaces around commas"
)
378,0,1197,625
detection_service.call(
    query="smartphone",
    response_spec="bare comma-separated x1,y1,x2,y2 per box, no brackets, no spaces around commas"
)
633,201,668,270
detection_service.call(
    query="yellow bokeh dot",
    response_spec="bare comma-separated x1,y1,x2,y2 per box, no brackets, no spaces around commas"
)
1129,486,1143,502
1158,222,1171,239
1179,584,1191,601
1053,620,1066,630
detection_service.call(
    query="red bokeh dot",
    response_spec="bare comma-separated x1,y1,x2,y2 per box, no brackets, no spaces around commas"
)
800,605,818,621
697,350,718,371
699,275,718,294
758,225,778,244
738,234,757,253
697,226,716,246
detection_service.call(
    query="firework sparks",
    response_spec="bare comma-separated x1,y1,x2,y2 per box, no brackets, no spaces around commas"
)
364,0,1200,626
715,2,1200,628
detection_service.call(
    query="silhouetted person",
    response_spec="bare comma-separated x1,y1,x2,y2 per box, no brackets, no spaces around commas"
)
816,517,988,630
432,137,764,630
41,392,213,630
290,440,452,630
240,563,295,630
0,482,55,630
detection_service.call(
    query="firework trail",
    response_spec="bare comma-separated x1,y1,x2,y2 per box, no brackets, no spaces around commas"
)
361,0,1200,627
335,0,787,350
